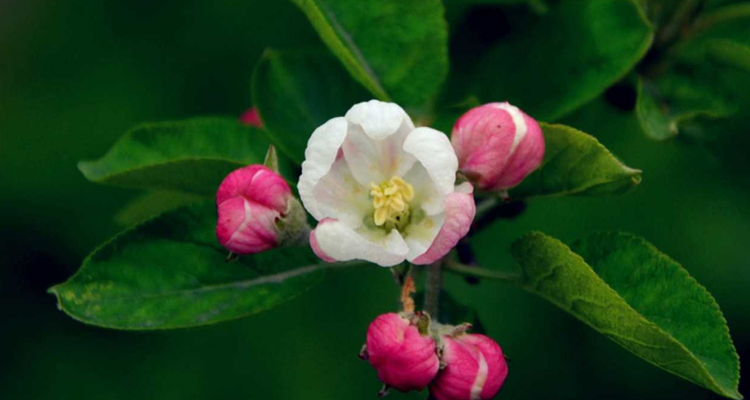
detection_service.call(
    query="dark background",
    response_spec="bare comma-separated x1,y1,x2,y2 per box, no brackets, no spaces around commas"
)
1,0,748,399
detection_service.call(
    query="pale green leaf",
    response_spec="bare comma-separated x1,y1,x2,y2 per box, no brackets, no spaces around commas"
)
511,231,742,399
510,123,642,198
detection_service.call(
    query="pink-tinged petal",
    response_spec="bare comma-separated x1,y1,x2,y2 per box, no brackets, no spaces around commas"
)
452,104,517,189
451,102,544,191
216,165,292,255
404,212,445,262
309,219,336,263
239,107,263,128
489,113,544,190
216,196,279,254
412,183,475,265
462,335,508,399
430,334,508,400
311,219,408,267
216,165,291,213
366,313,440,392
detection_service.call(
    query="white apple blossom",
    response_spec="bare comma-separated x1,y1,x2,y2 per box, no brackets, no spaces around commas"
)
298,100,475,267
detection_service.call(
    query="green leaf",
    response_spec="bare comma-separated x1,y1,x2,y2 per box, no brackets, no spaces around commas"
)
510,123,642,198
635,70,737,141
288,0,449,107
693,3,750,45
706,39,750,73
113,190,206,227
636,4,750,141
511,231,742,399
473,0,653,121
252,49,370,163
49,202,325,330
78,117,269,196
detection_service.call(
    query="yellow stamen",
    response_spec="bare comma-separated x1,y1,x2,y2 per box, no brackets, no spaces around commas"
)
369,176,415,228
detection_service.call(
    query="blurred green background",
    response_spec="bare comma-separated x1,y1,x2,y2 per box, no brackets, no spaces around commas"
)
1,0,748,399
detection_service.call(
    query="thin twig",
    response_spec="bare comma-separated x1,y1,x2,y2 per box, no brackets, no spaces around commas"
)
423,260,443,317
444,259,521,283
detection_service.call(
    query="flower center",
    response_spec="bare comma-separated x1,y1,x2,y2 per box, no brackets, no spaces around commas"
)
369,176,415,230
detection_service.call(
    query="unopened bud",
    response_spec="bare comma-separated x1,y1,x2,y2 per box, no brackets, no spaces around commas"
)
452,102,544,191
240,107,263,128
362,313,440,393
216,165,305,254
430,333,508,400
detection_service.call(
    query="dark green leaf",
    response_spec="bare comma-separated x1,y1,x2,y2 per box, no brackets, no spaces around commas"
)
693,3,750,45
636,4,750,140
50,202,325,330
288,0,449,107
511,231,741,399
635,70,738,141
252,49,370,163
114,190,206,227
473,0,653,121
510,123,642,198
78,117,269,196
706,40,750,73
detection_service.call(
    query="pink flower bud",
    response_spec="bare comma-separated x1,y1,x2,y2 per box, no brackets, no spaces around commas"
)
430,334,508,400
240,107,263,128
216,165,291,254
363,313,440,392
452,102,544,191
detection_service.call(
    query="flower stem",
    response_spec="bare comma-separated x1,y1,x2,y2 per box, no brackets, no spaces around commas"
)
474,196,500,217
444,259,522,283
423,260,443,318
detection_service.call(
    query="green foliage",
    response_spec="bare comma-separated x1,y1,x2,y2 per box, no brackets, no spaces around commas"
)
511,231,741,399
511,123,642,198
113,190,206,227
78,118,269,196
706,39,750,73
473,0,653,121
252,49,371,163
49,202,326,330
636,3,750,141
288,0,449,108
37,1,744,397
415,290,484,331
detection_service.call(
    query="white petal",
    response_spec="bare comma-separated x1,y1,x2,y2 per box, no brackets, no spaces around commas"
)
403,127,458,196
402,162,444,216
412,183,476,265
313,220,409,267
404,212,445,262
342,121,416,186
345,100,414,140
298,117,348,221
311,156,371,227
